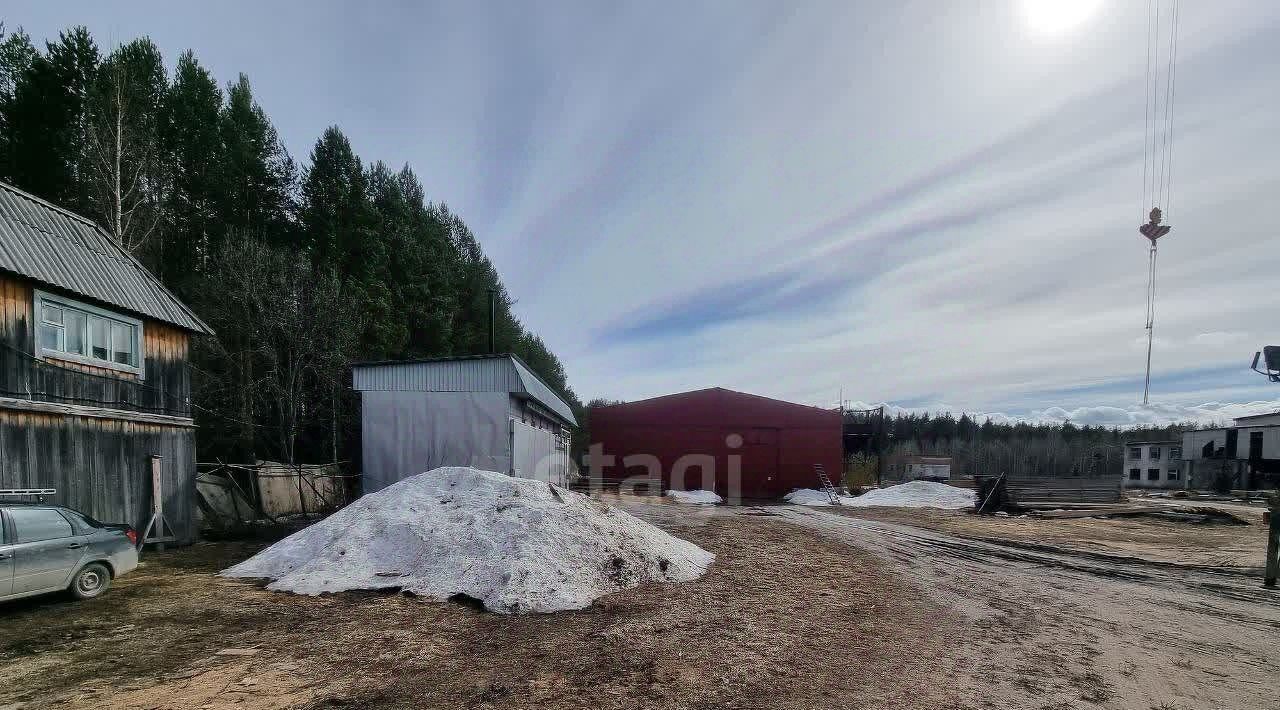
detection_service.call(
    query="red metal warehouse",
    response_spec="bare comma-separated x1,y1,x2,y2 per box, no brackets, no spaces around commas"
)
588,388,842,499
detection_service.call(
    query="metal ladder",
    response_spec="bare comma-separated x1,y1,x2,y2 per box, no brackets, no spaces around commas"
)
813,465,842,505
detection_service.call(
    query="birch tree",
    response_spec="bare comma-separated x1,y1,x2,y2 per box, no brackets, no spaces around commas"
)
85,38,166,253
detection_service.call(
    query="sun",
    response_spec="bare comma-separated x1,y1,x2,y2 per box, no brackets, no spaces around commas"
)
1021,0,1103,34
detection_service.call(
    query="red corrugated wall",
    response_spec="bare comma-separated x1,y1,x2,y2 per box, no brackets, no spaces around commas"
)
588,388,842,499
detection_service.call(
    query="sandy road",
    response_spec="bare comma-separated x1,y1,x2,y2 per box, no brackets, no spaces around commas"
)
766,505,1280,710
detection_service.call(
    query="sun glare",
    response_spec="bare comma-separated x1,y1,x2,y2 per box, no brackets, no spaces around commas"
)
1022,0,1103,34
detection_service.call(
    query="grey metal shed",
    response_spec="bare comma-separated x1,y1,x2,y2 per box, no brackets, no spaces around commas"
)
352,354,576,492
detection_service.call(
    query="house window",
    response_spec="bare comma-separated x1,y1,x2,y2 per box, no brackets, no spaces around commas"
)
1129,447,1141,460
34,290,143,376
1169,447,1181,459
1149,446,1161,460
1128,468,1140,480
1147,468,1160,481
1167,468,1179,480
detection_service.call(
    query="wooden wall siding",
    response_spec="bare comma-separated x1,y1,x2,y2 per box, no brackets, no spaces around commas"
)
0,272,192,417
0,410,197,544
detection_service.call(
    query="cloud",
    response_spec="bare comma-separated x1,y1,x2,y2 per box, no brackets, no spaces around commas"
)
593,101,1149,346
20,2,1280,422
1189,331,1248,347
848,399,1280,429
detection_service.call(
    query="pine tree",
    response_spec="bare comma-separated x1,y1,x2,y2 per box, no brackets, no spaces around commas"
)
0,24,581,466
4,27,99,210
0,24,38,176
159,50,224,287
217,74,294,240
301,126,369,268
396,164,457,356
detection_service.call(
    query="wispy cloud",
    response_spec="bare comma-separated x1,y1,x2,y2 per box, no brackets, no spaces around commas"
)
13,1,1280,419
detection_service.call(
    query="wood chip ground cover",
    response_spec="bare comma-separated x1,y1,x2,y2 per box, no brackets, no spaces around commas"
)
0,516,966,709
1,501,1277,709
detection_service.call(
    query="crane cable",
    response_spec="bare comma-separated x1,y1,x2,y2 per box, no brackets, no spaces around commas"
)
1140,0,1180,405
1161,0,1180,213
1141,0,1181,220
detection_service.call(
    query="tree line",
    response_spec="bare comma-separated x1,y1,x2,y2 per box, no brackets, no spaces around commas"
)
0,25,580,465
876,410,1196,478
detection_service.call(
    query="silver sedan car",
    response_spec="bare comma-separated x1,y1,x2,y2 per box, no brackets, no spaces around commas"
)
0,504,139,603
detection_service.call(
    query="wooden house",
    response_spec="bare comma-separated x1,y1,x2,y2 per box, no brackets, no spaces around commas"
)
0,181,212,543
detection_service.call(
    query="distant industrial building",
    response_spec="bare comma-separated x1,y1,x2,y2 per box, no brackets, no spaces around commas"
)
887,455,953,482
1122,412,1280,491
353,354,576,492
588,388,842,499
1180,411,1280,490
1122,440,1183,490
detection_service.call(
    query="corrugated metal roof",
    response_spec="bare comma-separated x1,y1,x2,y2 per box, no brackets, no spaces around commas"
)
352,353,577,426
509,357,577,426
0,181,212,334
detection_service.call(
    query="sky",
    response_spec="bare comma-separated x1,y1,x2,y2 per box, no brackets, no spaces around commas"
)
7,0,1280,427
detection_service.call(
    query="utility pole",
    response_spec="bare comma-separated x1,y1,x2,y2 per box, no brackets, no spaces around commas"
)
1266,493,1279,588
1250,344,1279,588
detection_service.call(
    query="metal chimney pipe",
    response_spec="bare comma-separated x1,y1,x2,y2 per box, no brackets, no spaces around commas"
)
487,288,496,353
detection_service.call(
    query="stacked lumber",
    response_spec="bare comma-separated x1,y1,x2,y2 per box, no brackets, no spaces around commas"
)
972,476,1123,506
1030,505,1250,525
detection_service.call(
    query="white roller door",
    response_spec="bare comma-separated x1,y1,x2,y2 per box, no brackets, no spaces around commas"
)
511,420,568,487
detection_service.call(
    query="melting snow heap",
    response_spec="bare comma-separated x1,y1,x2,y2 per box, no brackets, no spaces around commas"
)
664,489,723,505
221,467,714,614
785,480,975,510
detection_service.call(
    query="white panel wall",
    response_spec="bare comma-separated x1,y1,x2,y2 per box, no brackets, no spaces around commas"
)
1239,427,1280,459
360,390,511,493
1181,427,1280,461
511,419,568,487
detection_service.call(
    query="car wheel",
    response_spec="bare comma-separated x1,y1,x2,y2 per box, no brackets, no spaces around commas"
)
70,563,112,600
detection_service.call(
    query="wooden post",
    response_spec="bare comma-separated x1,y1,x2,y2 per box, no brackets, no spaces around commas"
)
139,454,177,550
149,455,165,552
1266,494,1280,589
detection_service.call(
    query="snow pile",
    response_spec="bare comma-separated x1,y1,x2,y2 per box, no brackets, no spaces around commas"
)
787,480,976,510
784,489,855,506
221,467,714,613
665,489,723,505
845,480,975,509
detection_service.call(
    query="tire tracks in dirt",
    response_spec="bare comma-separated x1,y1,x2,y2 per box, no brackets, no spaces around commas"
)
766,504,1280,710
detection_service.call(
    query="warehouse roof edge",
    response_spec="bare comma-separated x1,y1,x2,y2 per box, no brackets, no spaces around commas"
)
352,353,577,426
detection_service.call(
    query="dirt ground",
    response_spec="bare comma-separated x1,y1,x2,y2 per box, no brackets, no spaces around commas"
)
1,500,1277,710
779,503,1280,710
0,512,971,710
834,504,1270,568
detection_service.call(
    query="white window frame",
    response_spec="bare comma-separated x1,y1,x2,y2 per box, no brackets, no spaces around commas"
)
33,289,145,378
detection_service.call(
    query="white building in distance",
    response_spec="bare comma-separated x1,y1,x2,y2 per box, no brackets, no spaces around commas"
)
1122,440,1183,490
